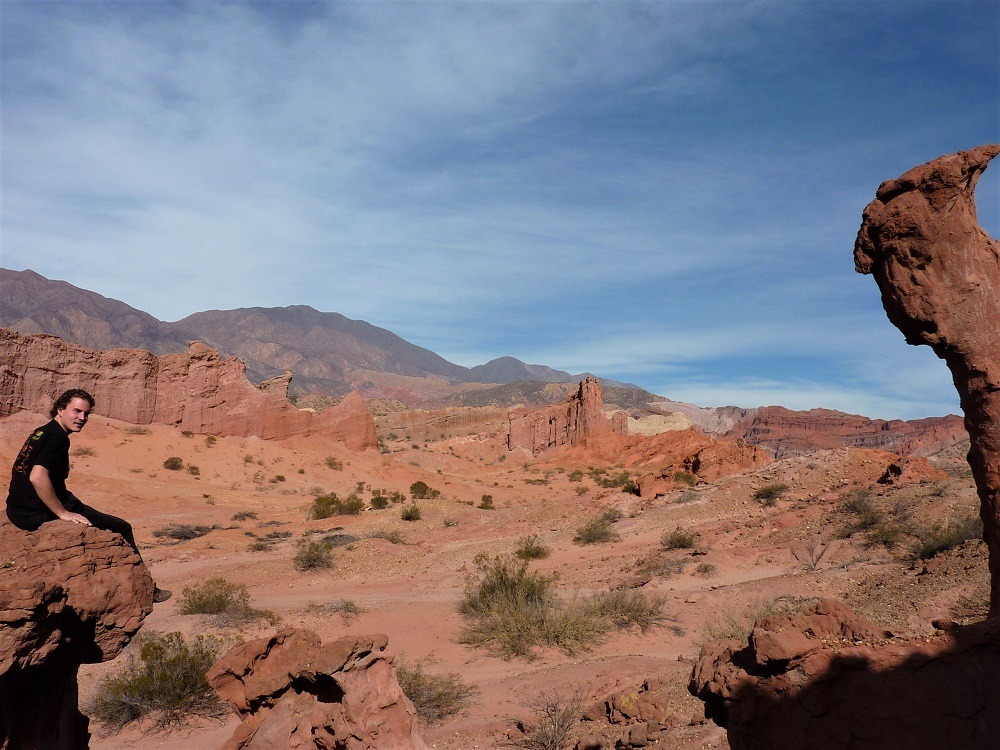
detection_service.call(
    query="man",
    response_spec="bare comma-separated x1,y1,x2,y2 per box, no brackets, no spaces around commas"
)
6,389,170,603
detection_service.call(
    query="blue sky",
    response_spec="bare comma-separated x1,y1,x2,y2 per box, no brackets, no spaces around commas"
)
2,1,998,420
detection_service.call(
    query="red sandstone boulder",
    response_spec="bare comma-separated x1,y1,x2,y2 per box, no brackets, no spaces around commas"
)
0,522,153,749
690,599,1000,749
206,628,428,750
855,143,1000,614
0,329,378,449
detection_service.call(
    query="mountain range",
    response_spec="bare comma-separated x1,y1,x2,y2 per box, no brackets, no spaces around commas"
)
0,268,644,405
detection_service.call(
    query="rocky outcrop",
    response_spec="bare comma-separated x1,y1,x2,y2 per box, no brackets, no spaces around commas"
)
635,435,771,498
0,329,378,449
206,628,428,750
507,377,627,456
0,522,153,749
690,599,1000,749
726,406,966,459
855,144,1000,614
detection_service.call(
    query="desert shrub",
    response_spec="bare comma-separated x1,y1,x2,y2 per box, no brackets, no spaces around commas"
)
322,532,360,547
913,514,983,559
502,690,586,750
599,507,623,523
179,577,249,615
661,527,699,550
792,539,831,570
270,474,286,483
324,456,344,470
71,446,96,457
574,486,588,496
186,464,200,476
593,470,637,493
204,435,217,447
396,660,478,724
443,517,458,527
305,598,364,622
567,469,584,482
674,471,698,486
294,540,334,571
231,511,258,521
694,562,717,577
514,535,550,560
308,493,364,519
243,454,255,464
478,494,495,510
368,528,406,544
582,588,667,632
864,521,907,549
264,530,293,540
753,483,789,506
370,492,390,510
459,555,665,659
87,632,225,730
401,504,422,521
163,456,184,471
700,596,815,644
675,490,698,504
524,478,549,486
410,481,440,499
573,517,619,545
639,557,689,578
125,426,150,435
152,524,213,541
837,489,884,534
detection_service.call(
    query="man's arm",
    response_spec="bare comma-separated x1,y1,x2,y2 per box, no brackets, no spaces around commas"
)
28,464,92,526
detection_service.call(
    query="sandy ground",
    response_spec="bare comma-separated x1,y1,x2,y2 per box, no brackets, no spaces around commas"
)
0,411,986,749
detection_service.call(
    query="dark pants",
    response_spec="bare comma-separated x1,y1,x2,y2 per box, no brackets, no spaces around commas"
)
6,494,140,557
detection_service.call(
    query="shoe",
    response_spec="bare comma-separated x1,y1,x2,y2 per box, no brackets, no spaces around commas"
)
152,586,172,604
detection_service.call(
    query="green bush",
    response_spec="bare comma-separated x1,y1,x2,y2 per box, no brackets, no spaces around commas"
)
568,469,584,482
661,527,699,550
459,555,666,659
837,489,884,534
370,493,390,510
674,471,698,486
573,517,619,545
368,528,406,544
294,540,334,571
307,493,365,519
178,577,250,615
87,632,225,730
396,660,478,724
401,504,422,521
913,514,983,559
753,483,789,506
514,535,550,560
231,511,258,521
478,494,495,510
410,481,440,499
163,456,184,471
324,456,344,470
153,524,213,541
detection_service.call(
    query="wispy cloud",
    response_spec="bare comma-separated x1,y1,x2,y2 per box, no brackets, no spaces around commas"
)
2,0,996,419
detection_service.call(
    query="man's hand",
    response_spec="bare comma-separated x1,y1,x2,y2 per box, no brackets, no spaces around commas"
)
57,511,92,526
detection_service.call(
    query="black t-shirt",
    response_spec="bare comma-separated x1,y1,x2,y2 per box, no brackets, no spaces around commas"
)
6,420,71,512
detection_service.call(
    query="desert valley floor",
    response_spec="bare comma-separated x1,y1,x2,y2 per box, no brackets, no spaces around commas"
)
0,408,987,750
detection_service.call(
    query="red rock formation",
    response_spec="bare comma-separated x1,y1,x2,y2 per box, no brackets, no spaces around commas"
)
855,143,1000,614
0,329,377,449
726,406,966,459
634,434,771,498
507,377,627,456
0,522,153,749
690,599,1000,749
206,628,428,750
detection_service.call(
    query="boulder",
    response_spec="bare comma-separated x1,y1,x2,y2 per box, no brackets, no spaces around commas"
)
206,628,428,750
690,599,1000,749
0,329,378,449
855,143,1000,614
0,522,153,749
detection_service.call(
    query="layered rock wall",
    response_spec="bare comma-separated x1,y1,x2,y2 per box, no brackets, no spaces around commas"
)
507,376,627,456
0,329,377,449
854,143,1000,614
0,523,153,749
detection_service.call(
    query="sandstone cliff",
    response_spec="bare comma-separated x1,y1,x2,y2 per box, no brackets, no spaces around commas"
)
855,143,1000,614
207,628,428,750
0,522,153,749
507,376,627,456
0,329,378,449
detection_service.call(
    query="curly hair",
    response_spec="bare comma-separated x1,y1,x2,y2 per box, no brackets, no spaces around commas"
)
50,389,96,419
